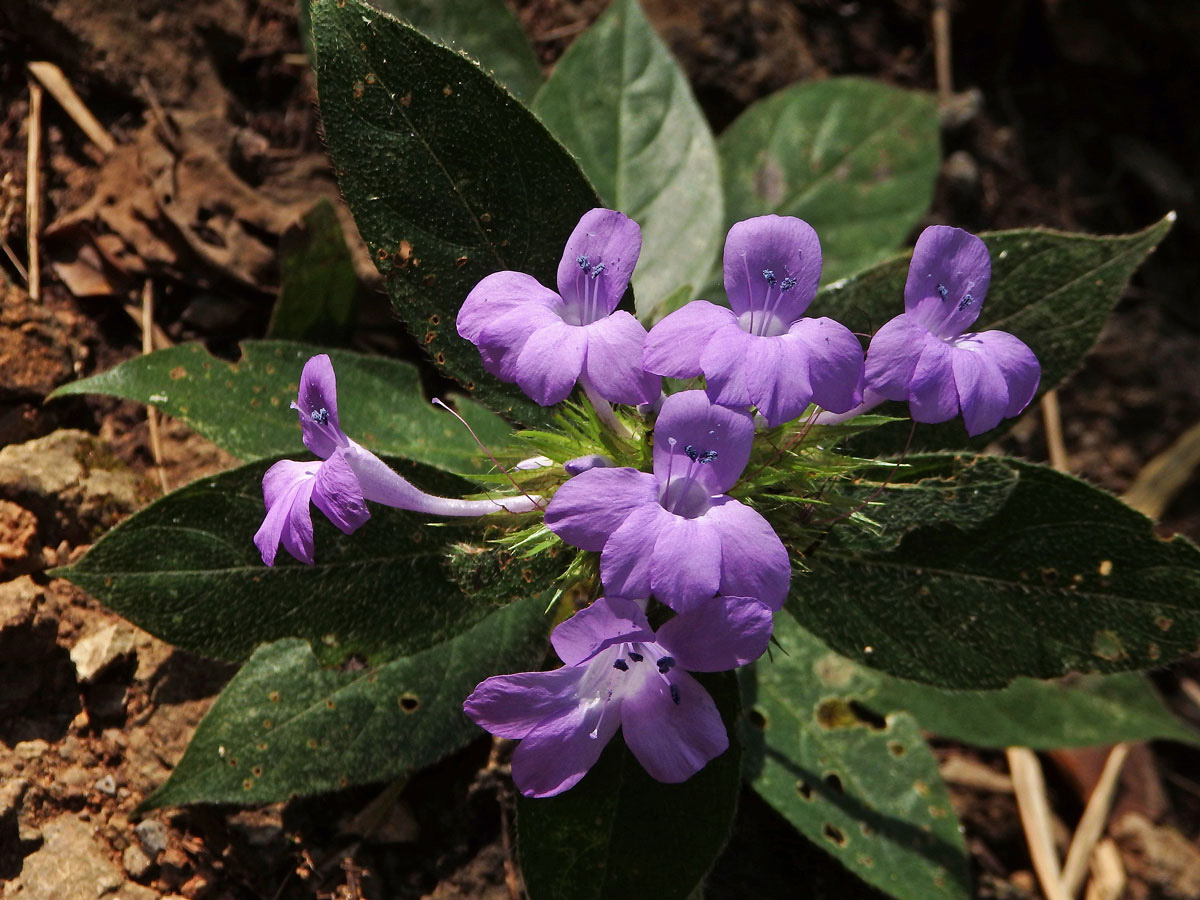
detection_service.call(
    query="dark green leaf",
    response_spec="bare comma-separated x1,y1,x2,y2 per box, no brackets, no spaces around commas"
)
50,341,510,474
312,0,600,425
267,200,359,345
57,457,554,664
533,0,722,320
792,454,1200,688
367,0,542,102
145,593,549,807
823,215,1175,451
719,77,940,284
517,672,740,900
741,610,969,900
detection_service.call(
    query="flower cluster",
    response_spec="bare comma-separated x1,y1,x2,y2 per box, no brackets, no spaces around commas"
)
256,207,1040,798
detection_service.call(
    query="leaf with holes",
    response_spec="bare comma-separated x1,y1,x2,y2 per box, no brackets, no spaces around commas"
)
517,673,741,900
533,0,722,321
50,341,511,474
719,77,940,285
56,457,556,665
312,0,600,425
741,609,969,900
791,454,1200,688
823,214,1174,450
144,592,549,807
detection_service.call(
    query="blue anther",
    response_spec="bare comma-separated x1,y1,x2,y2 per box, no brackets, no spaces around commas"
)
669,684,681,705
684,444,699,462
628,651,644,662
698,450,718,465
762,269,776,286
613,658,629,672
576,255,590,271
957,293,974,311
656,656,676,674
311,408,329,425
780,276,797,292
937,283,949,300
590,262,606,278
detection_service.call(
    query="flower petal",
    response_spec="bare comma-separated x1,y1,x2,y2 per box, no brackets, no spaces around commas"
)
654,389,754,495
907,332,959,423
457,270,562,342
622,669,728,783
650,515,722,611
642,300,734,378
582,310,661,405
705,497,790,610
786,316,865,414
552,596,654,667
464,666,588,740
254,459,319,566
296,354,348,458
865,313,928,401
474,298,564,382
656,596,774,671
904,226,991,338
512,320,588,405
950,343,1010,436
510,698,621,797
311,448,370,534
558,208,642,317
601,504,671,600
545,467,659,551
743,334,811,427
968,330,1041,417
723,215,822,322
700,323,756,409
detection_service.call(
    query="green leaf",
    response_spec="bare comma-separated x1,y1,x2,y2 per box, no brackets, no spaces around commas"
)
719,77,940,284
312,0,600,426
517,673,740,900
742,610,970,900
792,454,1200,688
267,199,359,345
367,0,542,102
57,458,553,664
145,592,549,807
533,0,723,321
822,214,1175,450
50,341,511,474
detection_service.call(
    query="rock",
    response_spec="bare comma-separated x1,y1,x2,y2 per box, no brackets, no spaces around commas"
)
7,814,159,900
134,817,169,856
71,623,136,683
179,874,211,899
14,739,49,761
0,575,40,630
0,499,38,573
0,777,29,818
123,842,153,880
94,773,117,795
0,578,60,719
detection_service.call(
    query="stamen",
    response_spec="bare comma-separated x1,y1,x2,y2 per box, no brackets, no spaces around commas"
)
762,269,776,286
628,651,644,662
431,398,544,510
698,450,718,465
937,283,949,300
684,444,698,462
613,658,629,672
779,276,796,292
311,408,329,424
656,656,675,674
957,292,973,311
669,684,681,706
589,262,606,278
577,254,590,272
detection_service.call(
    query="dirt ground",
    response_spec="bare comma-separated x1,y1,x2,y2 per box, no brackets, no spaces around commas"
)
2,1,1200,898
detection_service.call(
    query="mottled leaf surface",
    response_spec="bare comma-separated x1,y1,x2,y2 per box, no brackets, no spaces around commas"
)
534,0,722,320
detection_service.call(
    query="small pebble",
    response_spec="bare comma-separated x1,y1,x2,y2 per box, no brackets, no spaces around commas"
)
123,842,154,880
135,817,169,856
94,774,117,795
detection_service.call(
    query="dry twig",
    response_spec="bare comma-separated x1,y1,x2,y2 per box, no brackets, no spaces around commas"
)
1042,390,1069,472
1007,747,1071,900
1082,838,1125,900
27,61,116,155
26,79,43,302
1060,743,1130,897
1122,418,1200,519
932,0,953,105
141,280,170,494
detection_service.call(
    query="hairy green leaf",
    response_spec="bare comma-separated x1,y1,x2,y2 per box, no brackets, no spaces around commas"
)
742,610,969,900
533,0,722,320
793,454,1200,688
145,593,548,807
719,77,940,284
57,458,552,664
312,0,599,425
50,341,511,474
517,673,740,900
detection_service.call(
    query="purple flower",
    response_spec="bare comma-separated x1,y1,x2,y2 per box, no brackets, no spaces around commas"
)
865,225,1040,435
464,594,772,797
643,215,864,426
456,208,660,407
544,390,790,611
254,355,539,566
